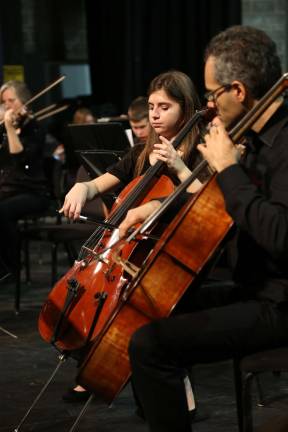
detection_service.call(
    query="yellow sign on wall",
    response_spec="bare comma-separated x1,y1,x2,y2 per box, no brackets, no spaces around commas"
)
3,65,25,82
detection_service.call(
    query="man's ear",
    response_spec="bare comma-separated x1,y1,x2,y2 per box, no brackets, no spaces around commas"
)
231,81,246,103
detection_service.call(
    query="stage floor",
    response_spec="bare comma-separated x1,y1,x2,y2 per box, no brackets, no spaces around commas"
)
1,243,288,432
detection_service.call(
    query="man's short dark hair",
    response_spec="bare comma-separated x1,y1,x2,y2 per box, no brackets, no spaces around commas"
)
128,96,148,122
204,25,282,99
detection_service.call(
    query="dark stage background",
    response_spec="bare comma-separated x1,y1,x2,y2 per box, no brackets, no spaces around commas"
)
85,0,241,112
0,0,241,120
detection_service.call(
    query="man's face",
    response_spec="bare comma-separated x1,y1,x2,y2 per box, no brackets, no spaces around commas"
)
130,118,149,143
204,56,246,128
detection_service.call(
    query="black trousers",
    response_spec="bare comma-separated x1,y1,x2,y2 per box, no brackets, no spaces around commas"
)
129,283,288,432
0,192,50,273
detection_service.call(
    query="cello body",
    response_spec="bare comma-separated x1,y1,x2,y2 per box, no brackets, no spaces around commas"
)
38,174,174,351
76,175,233,403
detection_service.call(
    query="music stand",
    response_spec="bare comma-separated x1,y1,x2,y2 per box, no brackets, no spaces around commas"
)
68,122,130,177
68,122,131,151
75,149,124,178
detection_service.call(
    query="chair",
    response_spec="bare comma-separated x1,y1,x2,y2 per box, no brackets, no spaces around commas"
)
15,164,107,313
233,347,288,432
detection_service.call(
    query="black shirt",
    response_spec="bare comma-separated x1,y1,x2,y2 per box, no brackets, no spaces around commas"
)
0,118,48,196
217,103,288,303
107,143,209,187
107,144,146,185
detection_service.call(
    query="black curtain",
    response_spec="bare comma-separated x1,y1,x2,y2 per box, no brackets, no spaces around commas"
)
85,0,241,113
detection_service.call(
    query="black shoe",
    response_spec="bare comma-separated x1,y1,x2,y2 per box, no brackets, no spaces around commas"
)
62,388,91,403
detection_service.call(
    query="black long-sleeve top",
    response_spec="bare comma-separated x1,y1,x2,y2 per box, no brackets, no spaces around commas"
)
0,118,48,196
217,103,288,303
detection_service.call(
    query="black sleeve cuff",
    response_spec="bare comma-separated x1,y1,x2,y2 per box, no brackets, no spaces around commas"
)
216,163,251,198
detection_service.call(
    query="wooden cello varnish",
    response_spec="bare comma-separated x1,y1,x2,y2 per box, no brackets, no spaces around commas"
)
77,174,232,402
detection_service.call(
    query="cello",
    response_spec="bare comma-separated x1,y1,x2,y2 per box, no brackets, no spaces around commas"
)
38,108,213,352
75,73,288,403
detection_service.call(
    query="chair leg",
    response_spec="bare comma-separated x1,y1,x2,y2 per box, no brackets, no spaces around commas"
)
24,238,31,283
242,372,255,432
233,358,244,432
255,375,265,407
15,236,22,314
51,242,59,286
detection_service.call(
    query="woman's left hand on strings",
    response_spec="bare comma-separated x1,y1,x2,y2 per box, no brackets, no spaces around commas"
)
151,136,186,175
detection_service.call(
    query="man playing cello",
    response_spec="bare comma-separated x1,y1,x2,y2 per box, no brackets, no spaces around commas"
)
118,25,288,432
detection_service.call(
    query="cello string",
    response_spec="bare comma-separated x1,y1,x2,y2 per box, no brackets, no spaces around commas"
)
82,231,158,263
78,165,162,258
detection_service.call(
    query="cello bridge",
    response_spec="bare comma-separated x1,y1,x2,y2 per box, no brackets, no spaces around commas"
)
112,253,140,278
82,246,109,265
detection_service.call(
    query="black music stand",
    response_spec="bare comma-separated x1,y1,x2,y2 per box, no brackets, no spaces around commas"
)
68,122,131,151
68,122,130,177
75,149,124,178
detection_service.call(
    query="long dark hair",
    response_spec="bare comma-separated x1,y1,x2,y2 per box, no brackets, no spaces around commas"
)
134,70,201,176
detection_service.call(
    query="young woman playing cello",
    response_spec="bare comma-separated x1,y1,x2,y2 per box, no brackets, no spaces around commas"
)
60,70,209,403
61,70,207,221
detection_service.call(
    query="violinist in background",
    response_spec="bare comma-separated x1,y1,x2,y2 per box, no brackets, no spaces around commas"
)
117,26,288,432
0,80,50,283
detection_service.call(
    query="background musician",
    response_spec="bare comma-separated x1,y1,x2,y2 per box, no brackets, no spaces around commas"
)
117,26,288,432
127,96,150,145
0,81,50,283
52,106,96,189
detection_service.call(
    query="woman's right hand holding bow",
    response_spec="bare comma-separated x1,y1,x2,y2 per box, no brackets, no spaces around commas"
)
59,182,91,220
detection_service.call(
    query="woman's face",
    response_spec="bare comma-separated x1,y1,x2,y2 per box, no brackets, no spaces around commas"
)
148,89,184,140
1,87,23,112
